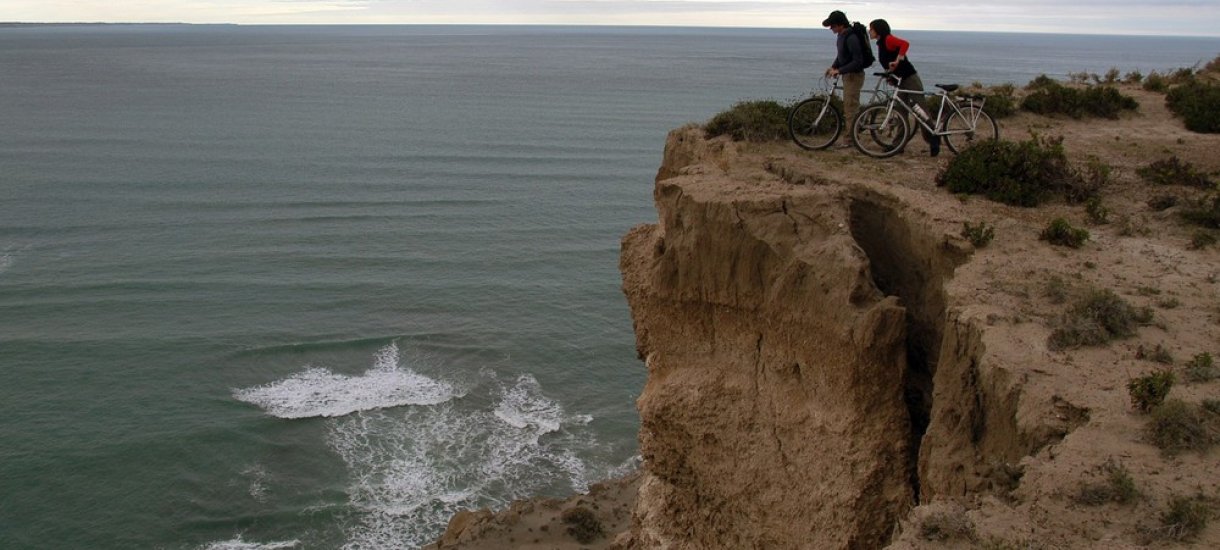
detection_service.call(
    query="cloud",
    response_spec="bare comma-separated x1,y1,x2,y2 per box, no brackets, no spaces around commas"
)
4,0,1219,35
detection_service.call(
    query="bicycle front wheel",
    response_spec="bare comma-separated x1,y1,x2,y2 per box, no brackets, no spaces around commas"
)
788,97,842,151
943,106,999,154
852,104,909,158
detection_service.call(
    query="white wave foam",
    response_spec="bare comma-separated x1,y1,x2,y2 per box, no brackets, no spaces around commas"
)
241,464,269,502
493,374,566,434
233,343,456,419
326,373,597,549
198,536,299,550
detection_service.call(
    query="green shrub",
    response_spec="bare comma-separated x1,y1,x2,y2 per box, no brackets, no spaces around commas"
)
561,506,604,544
961,221,995,248
1123,70,1144,84
1075,459,1139,505
1137,343,1175,364
1147,195,1179,211
1040,218,1090,248
1167,79,1220,133
1147,399,1215,454
1045,275,1069,304
1205,399,1220,415
1181,195,1220,229
1136,156,1214,188
1129,369,1175,412
1070,157,1113,204
1048,288,1151,349
1159,496,1211,541
1190,230,1217,250
704,100,790,142
973,83,1018,119
918,511,975,542
1021,77,1138,119
1144,72,1170,92
1185,352,1217,382
1085,196,1110,224
936,135,1082,207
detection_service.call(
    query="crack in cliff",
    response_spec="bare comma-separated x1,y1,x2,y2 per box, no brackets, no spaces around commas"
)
848,196,960,504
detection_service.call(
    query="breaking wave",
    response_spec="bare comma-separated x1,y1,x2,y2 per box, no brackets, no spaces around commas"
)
233,343,457,419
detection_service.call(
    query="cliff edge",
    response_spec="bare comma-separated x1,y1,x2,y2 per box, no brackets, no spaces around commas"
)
434,85,1220,549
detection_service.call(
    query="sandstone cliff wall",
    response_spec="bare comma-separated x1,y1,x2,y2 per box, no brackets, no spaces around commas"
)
618,128,1066,549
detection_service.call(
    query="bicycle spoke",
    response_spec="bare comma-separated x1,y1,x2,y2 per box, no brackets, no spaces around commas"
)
788,97,842,150
943,105,999,154
852,104,908,158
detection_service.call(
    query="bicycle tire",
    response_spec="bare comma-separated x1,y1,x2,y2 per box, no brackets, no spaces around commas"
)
943,106,999,154
852,104,909,158
788,97,842,151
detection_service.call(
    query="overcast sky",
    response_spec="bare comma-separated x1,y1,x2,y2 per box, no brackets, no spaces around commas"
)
6,0,1220,37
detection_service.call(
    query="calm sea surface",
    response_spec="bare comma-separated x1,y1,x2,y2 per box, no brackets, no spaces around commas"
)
1,24,1216,549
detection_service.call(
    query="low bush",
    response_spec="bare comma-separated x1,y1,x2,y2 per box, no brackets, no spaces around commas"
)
561,506,604,544
1136,343,1175,364
1185,352,1217,383
1040,218,1090,248
1166,79,1220,133
704,100,790,142
961,221,995,248
1048,288,1152,349
1045,275,1069,304
1190,230,1217,250
1085,196,1110,224
1022,76,1138,119
1147,195,1180,211
1128,369,1175,413
936,135,1084,207
1075,459,1139,506
971,83,1018,119
1147,399,1215,454
1136,156,1214,188
1159,496,1211,541
918,511,975,542
1181,195,1220,229
1143,67,1197,93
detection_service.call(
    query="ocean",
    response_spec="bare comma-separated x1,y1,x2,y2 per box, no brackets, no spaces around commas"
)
1,24,1216,549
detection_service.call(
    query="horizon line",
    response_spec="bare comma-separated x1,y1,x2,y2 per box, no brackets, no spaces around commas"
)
3,21,1219,40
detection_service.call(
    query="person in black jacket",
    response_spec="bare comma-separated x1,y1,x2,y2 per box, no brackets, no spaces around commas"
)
869,19,941,156
822,10,867,147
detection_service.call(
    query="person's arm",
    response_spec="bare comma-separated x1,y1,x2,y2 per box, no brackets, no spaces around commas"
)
885,35,910,70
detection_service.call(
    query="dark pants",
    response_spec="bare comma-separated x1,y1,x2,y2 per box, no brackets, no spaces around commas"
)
900,73,937,145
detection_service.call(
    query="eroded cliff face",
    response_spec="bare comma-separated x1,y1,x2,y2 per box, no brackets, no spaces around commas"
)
619,128,975,549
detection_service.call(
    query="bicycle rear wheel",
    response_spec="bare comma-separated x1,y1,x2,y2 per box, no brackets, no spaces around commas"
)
852,105,909,158
788,97,842,151
943,106,999,153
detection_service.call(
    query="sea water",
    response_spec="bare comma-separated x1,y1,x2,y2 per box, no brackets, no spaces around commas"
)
1,24,1216,549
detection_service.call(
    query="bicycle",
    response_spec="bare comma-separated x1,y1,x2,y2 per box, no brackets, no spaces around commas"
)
851,73,999,158
787,74,897,151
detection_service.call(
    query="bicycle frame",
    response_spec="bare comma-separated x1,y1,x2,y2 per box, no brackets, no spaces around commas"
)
806,73,895,107
877,77,988,138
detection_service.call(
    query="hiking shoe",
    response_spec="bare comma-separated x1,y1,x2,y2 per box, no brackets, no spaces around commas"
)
929,135,941,157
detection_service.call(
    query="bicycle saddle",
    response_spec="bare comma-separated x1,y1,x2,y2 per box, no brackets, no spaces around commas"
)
935,84,960,92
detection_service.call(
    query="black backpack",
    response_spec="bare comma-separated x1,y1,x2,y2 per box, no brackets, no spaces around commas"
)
850,22,876,69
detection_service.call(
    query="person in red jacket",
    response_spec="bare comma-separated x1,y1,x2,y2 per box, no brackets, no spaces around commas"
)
869,19,941,156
